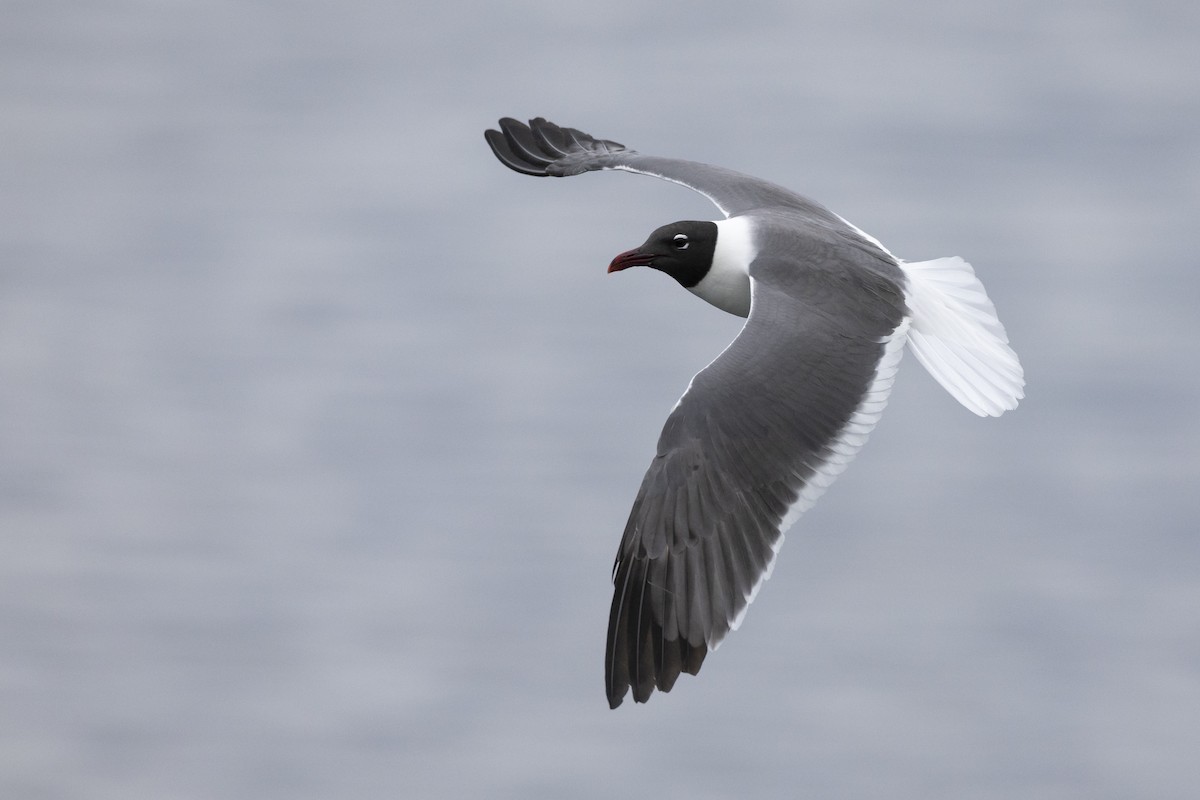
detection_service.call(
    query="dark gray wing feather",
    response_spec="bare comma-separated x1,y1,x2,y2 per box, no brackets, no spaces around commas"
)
605,244,908,707
486,117,840,218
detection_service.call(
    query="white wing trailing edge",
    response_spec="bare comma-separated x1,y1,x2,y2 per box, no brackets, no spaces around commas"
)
901,257,1025,416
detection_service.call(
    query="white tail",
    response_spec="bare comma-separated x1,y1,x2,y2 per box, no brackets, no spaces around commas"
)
900,257,1025,416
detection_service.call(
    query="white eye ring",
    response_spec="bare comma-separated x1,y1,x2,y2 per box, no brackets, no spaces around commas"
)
672,233,690,250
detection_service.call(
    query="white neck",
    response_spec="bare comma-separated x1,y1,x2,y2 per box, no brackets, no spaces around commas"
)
687,216,756,317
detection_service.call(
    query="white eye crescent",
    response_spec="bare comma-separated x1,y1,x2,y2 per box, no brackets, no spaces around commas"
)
672,233,690,250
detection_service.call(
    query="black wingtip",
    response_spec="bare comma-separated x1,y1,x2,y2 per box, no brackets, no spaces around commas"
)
484,126,548,176
605,554,709,709
484,117,628,177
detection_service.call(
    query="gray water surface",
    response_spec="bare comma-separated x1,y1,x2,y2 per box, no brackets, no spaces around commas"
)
2,2,1197,798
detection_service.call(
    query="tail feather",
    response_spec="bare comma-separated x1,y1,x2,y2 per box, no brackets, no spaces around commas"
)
900,257,1024,416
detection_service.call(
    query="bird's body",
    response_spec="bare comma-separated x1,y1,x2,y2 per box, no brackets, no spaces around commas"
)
485,117,1024,708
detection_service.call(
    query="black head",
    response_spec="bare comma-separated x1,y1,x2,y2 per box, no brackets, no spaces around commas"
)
607,220,718,289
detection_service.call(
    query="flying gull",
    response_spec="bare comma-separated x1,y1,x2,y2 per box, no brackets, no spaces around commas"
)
484,117,1024,708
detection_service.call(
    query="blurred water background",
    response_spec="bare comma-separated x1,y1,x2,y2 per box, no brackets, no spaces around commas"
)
2,1,1197,798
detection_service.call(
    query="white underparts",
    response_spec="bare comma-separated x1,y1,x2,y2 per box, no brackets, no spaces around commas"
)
688,216,756,317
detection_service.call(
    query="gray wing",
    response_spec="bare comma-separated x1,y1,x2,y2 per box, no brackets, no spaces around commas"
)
486,117,833,218
605,246,909,707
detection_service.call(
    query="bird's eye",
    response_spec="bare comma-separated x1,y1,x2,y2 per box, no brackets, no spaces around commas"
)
672,233,690,250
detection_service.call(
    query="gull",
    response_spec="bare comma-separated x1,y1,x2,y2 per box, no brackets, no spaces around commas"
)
485,117,1024,707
